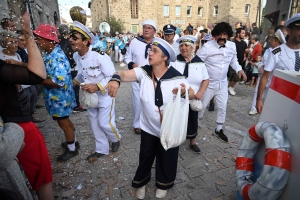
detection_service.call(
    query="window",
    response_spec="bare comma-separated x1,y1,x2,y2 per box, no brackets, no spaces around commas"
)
164,5,169,16
213,6,218,16
176,6,181,16
245,4,250,16
198,7,203,17
187,6,192,17
131,24,138,34
131,0,138,19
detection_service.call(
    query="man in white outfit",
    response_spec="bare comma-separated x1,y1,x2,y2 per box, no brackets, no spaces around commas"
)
196,22,246,142
70,21,121,160
124,19,157,134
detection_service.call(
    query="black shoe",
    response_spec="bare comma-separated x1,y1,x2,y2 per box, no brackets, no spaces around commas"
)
61,141,80,150
215,129,228,142
190,144,201,153
72,106,87,113
86,152,104,161
57,148,79,162
208,103,215,111
111,141,120,152
35,104,44,109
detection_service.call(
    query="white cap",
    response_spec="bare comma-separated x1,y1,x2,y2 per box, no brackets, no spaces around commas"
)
152,38,176,62
115,31,119,34
73,21,96,42
285,13,300,27
176,35,197,45
119,34,123,37
142,19,157,31
271,29,286,44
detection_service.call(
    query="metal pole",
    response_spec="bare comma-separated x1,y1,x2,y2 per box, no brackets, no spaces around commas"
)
288,0,293,18
25,0,35,29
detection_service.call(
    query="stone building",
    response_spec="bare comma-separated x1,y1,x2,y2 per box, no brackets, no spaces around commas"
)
261,0,299,43
0,0,60,30
89,0,260,33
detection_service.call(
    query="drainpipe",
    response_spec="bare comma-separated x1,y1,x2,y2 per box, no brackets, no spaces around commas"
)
206,0,209,25
288,0,293,18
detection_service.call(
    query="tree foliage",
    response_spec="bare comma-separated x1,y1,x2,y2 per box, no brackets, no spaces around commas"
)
104,16,125,36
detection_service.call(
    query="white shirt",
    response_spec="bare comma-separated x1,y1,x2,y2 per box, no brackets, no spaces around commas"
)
173,55,209,94
196,40,242,89
73,49,115,100
264,43,298,87
124,37,151,68
171,41,180,57
173,34,179,42
134,65,189,138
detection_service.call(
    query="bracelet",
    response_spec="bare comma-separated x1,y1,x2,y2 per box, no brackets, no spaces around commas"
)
109,74,121,86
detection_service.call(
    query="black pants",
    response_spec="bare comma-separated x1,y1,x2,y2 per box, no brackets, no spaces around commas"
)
23,85,37,115
132,130,179,190
186,106,198,140
71,70,80,107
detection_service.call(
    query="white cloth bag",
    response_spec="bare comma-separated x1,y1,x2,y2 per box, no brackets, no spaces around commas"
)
160,89,189,151
81,91,98,108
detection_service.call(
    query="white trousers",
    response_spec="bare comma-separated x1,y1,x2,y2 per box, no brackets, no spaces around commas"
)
132,82,141,128
118,51,123,62
198,85,228,124
88,98,121,155
250,77,269,111
110,48,114,60
114,46,119,62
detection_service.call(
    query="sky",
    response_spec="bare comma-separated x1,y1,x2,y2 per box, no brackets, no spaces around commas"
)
58,0,91,22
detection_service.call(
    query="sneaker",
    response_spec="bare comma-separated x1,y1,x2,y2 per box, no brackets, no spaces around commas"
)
228,87,236,96
155,189,167,199
215,129,228,142
111,141,120,152
208,102,215,111
61,141,80,150
56,148,79,162
249,110,258,115
239,81,245,84
86,152,104,161
190,144,201,153
72,106,87,113
136,186,145,199
245,81,251,85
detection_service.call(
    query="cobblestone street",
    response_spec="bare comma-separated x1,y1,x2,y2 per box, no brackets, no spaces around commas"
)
37,64,260,200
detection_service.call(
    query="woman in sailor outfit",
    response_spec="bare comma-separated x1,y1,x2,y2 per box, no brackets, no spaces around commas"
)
106,38,194,199
173,36,209,153
70,21,121,161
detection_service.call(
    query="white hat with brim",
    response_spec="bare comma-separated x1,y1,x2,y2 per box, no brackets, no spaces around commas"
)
176,35,197,45
73,21,96,43
142,19,157,31
285,13,300,27
271,29,286,44
152,38,176,62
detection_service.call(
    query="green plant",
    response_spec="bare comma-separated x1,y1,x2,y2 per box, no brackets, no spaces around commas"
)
104,16,125,36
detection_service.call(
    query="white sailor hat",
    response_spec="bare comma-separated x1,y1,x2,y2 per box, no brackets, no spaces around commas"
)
142,19,157,31
163,24,176,34
271,29,286,44
72,21,96,42
176,35,197,45
201,34,213,41
115,31,119,34
151,38,176,62
119,34,123,37
285,13,300,27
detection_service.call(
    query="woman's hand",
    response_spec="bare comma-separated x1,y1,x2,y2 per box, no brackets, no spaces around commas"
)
81,84,99,93
172,83,186,94
21,12,32,35
194,91,203,100
4,59,22,65
104,81,120,98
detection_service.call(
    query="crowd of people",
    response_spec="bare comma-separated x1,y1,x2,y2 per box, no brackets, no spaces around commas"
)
0,10,299,200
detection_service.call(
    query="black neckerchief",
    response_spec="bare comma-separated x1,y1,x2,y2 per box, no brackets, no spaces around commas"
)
176,54,203,78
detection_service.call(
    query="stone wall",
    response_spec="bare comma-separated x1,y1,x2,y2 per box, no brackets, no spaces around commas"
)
2,0,60,30
91,0,259,33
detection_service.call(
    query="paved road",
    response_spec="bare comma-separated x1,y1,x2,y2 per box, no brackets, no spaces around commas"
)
37,63,259,199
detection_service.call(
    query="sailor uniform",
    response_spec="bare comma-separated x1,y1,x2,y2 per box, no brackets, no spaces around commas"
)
131,65,189,189
116,37,125,62
73,49,121,155
124,36,152,129
172,42,180,56
113,36,120,62
173,54,209,139
197,40,242,125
